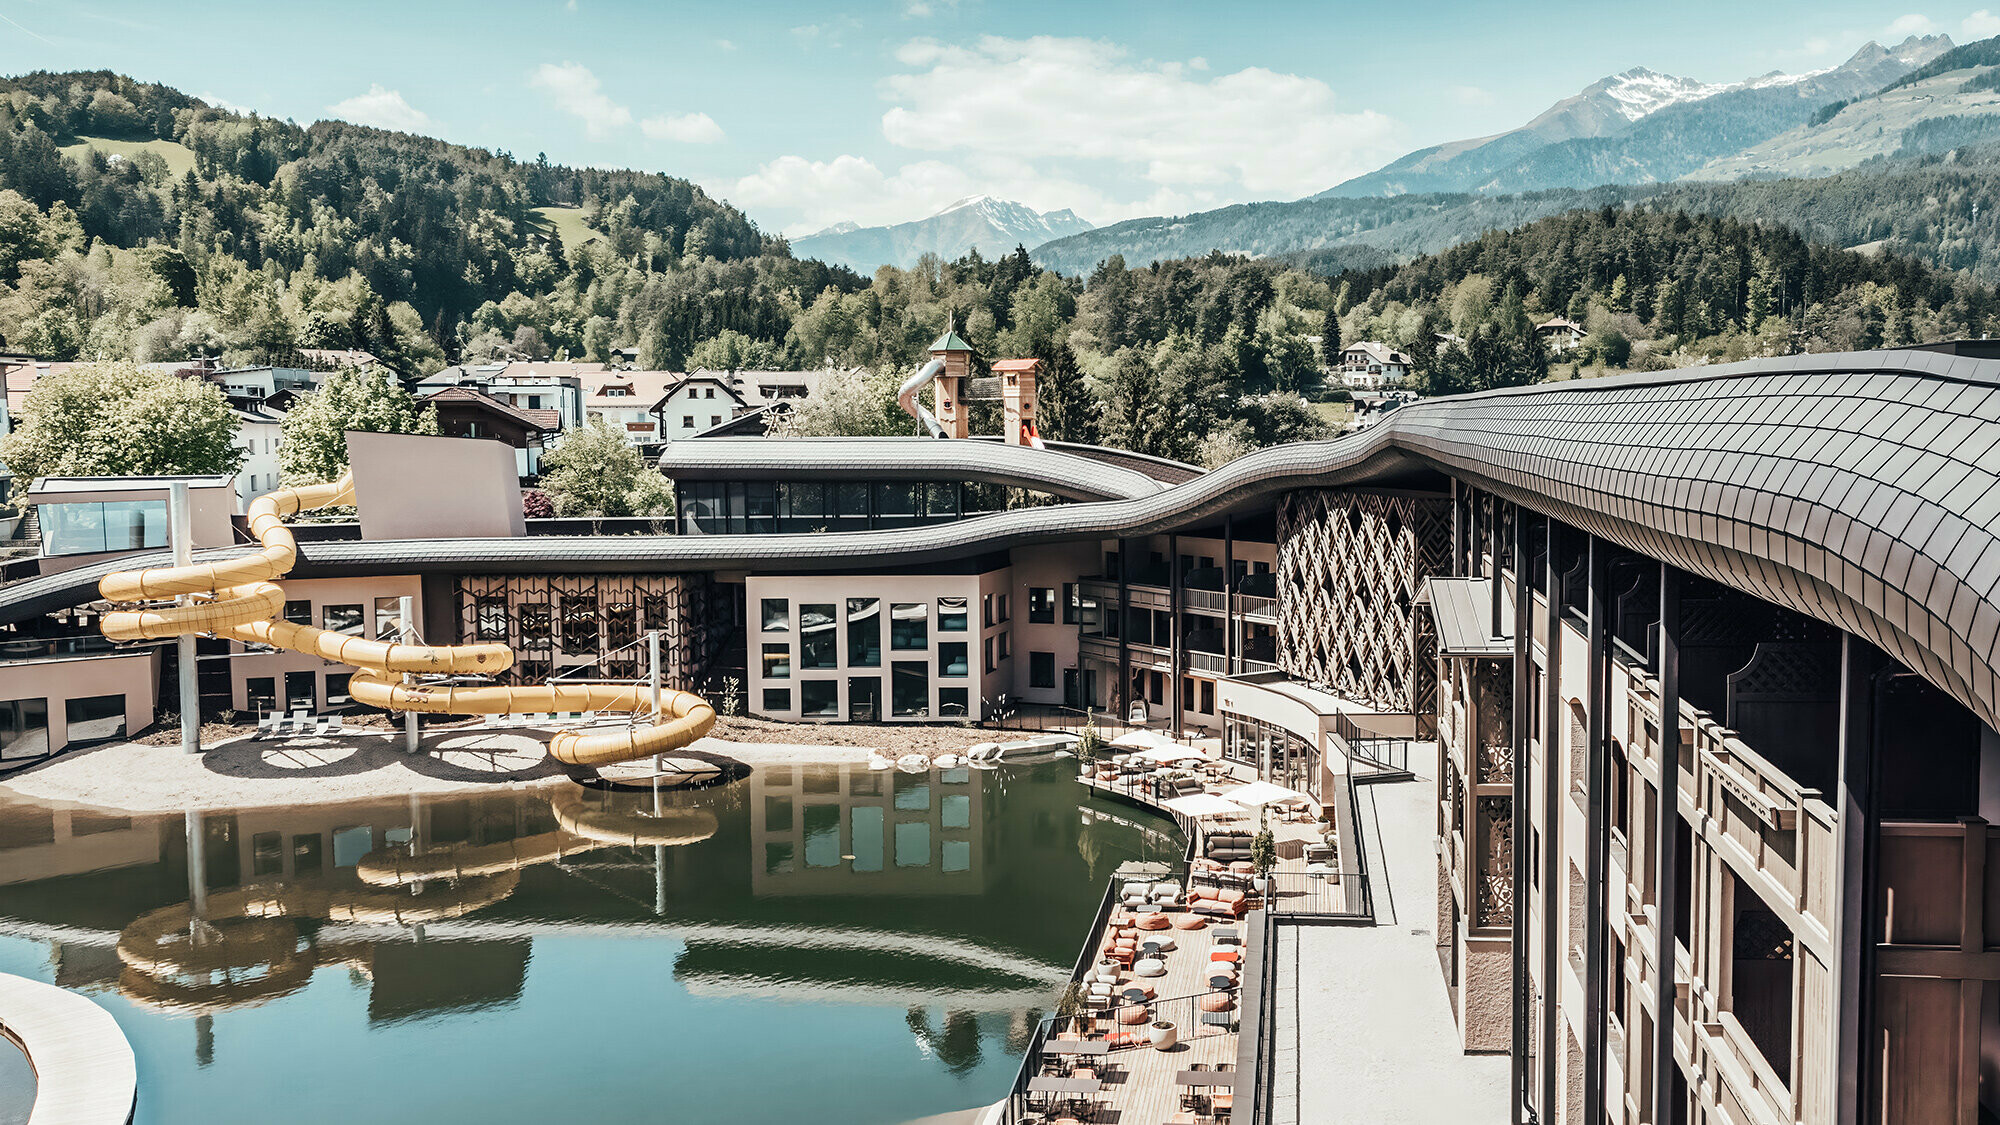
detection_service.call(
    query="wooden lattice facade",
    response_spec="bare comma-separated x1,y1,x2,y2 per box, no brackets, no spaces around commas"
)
1275,489,1450,713
454,573,721,688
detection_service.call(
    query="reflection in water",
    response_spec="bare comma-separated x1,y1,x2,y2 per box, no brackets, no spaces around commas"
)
0,761,1183,1125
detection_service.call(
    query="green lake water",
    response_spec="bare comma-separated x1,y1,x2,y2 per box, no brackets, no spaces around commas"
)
0,760,1180,1124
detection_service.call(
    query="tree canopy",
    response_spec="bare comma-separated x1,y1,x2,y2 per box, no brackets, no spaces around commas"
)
0,359,241,480
278,366,438,482
536,419,674,517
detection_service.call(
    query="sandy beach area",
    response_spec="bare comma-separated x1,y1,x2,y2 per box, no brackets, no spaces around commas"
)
0,714,1007,814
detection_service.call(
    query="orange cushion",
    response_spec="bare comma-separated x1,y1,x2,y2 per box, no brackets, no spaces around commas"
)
1211,949,1241,963
1172,914,1208,930
1118,1005,1150,1025
1216,889,1246,907
1135,913,1171,931
1201,993,1236,1012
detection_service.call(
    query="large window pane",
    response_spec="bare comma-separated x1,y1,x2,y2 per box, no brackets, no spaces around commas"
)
560,595,599,655
375,597,404,640
938,641,969,678
800,680,839,717
937,597,968,631
803,804,841,867
39,499,169,557
890,603,927,650
1028,587,1056,624
474,595,509,641
762,687,792,712
850,806,884,872
938,687,970,718
63,694,126,745
1030,651,1056,689
847,598,881,667
0,698,49,760
323,603,363,636
924,482,959,519
895,821,930,867
761,598,790,632
892,660,929,717
873,482,918,524
800,604,837,669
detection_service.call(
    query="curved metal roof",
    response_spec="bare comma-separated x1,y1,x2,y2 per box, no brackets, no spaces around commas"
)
10,348,2000,729
655,437,1169,501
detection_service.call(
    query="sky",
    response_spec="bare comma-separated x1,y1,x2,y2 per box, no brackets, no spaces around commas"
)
3,1,1998,238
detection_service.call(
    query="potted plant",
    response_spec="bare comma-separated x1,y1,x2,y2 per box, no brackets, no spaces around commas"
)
1148,1018,1178,1050
1076,719,1103,764
1251,824,1277,895
1055,981,1090,1035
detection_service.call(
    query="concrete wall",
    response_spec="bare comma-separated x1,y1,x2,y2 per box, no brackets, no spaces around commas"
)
1002,545,1082,706
746,571,1003,723
347,431,524,541
0,649,158,758
226,575,422,713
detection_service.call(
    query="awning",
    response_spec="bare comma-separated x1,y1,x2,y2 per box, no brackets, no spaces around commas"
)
1226,780,1310,809
1163,793,1245,818
1419,576,1515,658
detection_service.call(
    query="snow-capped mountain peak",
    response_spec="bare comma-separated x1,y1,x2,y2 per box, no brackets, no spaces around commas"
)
1596,67,1734,122
791,197,1094,272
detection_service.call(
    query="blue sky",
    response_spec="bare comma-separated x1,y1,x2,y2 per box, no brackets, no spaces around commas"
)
3,1,1994,236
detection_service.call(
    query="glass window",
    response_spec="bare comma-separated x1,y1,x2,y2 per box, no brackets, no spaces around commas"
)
375,597,404,640
284,670,315,710
283,599,312,625
765,795,793,831
745,482,776,533
942,793,972,830
325,673,352,705
873,482,918,524
924,482,959,520
781,482,828,532
938,687,970,718
38,499,169,557
850,806,884,872
762,687,792,712
0,698,50,760
982,594,994,628
1030,651,1056,689
998,594,1011,623
800,604,837,669
474,596,509,641
942,838,971,873
761,598,790,632
804,805,841,867
252,831,284,877
1028,587,1056,624
895,820,930,867
762,643,792,679
292,834,323,873
937,597,968,631
800,680,839,718
323,603,363,636
938,641,969,678
892,660,929,717
890,603,927,650
519,603,552,646
834,482,869,526
63,694,126,745
847,598,881,667
246,677,276,713
998,631,1011,659
560,595,599,655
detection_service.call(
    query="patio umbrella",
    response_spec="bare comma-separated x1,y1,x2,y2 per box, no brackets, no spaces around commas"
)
1226,780,1310,810
1109,730,1174,750
1163,793,1243,819
1113,860,1174,879
1132,745,1207,764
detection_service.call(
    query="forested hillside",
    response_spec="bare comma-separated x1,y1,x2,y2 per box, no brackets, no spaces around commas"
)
0,71,1993,468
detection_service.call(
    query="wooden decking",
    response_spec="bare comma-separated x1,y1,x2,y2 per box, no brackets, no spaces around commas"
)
0,971,137,1125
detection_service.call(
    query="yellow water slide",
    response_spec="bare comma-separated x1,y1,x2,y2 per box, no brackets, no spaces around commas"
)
97,473,715,767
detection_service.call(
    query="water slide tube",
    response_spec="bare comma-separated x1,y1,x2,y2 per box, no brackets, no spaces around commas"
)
896,356,948,437
97,473,715,767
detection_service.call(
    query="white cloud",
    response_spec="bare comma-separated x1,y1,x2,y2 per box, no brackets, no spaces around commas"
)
714,38,737,51
726,155,976,235
1884,13,1939,37
1967,9,2000,36
641,111,725,143
903,0,958,16
196,90,253,115
530,61,632,138
324,85,433,132
876,36,1395,201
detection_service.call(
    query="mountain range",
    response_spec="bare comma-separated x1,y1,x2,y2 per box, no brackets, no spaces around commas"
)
1029,33,2000,276
789,196,1093,272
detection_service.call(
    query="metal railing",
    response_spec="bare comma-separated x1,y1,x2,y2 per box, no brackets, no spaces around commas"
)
1334,711,1421,776
999,989,1244,1125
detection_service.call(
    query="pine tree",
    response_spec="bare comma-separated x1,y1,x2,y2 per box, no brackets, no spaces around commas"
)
1034,340,1098,445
